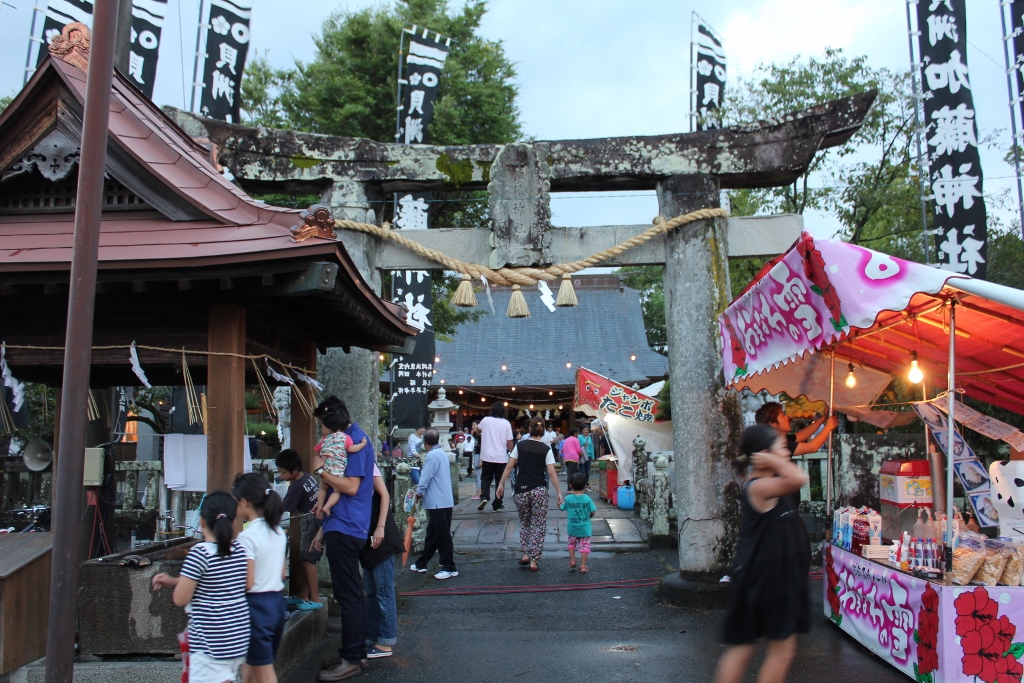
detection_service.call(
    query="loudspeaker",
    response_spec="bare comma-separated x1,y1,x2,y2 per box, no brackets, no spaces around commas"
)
22,438,53,472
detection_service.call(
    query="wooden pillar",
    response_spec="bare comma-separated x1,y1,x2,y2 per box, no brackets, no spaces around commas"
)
289,343,317,595
658,174,743,576
207,306,246,492
50,388,61,506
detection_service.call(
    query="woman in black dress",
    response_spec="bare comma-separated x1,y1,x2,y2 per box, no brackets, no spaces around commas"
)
715,424,810,683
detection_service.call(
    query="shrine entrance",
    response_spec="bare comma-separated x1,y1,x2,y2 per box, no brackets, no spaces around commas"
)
170,90,875,577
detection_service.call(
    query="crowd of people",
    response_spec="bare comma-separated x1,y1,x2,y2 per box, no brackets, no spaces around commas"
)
146,391,830,683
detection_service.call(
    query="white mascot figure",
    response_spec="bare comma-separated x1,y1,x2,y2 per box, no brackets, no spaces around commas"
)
989,460,1024,537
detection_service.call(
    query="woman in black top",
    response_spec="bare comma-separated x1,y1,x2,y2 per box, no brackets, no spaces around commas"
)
716,424,810,683
496,416,563,571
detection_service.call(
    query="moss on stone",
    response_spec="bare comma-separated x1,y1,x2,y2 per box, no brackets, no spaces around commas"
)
290,155,318,169
436,153,474,188
475,160,491,183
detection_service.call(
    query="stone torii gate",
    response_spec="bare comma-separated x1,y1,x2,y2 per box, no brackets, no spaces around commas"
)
170,91,874,577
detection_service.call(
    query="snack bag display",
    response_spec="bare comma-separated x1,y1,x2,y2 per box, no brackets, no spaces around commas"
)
999,542,1024,586
951,546,986,585
974,539,1012,586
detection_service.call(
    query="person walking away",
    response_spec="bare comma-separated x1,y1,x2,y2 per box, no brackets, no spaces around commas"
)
578,426,595,491
275,449,322,610
312,398,376,681
360,463,404,658
560,472,597,573
409,430,458,579
152,492,251,683
477,404,513,512
560,428,583,493
715,424,811,683
470,421,483,500
496,416,562,571
232,473,288,683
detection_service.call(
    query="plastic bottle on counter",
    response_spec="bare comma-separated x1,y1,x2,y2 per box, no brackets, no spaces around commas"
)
914,509,926,540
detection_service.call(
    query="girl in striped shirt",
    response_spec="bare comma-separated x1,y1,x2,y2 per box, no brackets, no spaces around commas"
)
152,491,253,683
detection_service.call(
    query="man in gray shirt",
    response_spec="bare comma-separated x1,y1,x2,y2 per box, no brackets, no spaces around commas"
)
409,430,458,580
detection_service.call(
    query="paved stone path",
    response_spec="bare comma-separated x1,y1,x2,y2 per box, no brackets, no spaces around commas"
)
449,467,649,553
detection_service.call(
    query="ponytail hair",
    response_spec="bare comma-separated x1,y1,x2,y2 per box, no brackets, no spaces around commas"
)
231,472,284,530
200,491,238,557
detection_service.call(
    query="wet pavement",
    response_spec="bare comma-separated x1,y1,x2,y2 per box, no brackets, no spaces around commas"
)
449,467,649,552
283,545,907,683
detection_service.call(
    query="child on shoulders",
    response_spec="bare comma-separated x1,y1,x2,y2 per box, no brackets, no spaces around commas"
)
313,409,366,518
559,473,597,573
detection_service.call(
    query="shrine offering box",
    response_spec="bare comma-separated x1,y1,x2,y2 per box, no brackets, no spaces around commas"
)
879,459,932,543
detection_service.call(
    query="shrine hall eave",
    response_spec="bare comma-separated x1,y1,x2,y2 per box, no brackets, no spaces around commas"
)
168,90,877,194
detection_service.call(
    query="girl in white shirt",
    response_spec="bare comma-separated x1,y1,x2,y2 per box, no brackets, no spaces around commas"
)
232,473,287,683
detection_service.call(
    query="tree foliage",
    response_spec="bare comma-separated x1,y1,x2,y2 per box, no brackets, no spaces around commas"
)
240,1,519,336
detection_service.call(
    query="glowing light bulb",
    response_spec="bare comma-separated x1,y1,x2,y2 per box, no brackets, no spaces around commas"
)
529,404,534,410
435,355,440,363
432,369,437,374
470,378,475,384
440,379,445,384
566,361,572,369
558,405,564,410
845,363,857,389
511,386,516,392
630,354,636,361
458,390,464,395
379,354,385,362
481,397,486,402
908,352,924,384
501,364,507,372
503,401,509,407
548,391,553,396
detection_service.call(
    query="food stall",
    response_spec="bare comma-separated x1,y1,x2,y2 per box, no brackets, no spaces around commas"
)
719,232,1024,683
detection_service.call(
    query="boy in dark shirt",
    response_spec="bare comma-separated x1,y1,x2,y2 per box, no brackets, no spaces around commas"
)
276,448,323,609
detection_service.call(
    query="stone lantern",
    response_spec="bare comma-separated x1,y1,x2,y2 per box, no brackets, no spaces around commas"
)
427,387,460,503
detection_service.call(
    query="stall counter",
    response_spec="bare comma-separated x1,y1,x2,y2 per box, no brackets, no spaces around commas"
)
825,543,1024,683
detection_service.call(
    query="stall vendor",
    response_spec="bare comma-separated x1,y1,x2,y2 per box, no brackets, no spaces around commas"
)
755,402,837,457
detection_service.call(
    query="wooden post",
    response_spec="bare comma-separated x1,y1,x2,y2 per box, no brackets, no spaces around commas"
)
288,343,316,596
206,305,246,492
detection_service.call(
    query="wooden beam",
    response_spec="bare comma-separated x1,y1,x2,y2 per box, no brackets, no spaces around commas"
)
288,341,317,596
207,305,246,492
263,262,338,296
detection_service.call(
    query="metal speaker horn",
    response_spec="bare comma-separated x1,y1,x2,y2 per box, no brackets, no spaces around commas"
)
23,438,53,472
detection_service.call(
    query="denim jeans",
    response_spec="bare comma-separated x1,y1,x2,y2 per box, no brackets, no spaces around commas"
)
364,556,398,646
323,531,367,664
580,459,592,487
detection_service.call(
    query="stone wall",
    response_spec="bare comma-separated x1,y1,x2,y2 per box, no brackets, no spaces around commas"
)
835,433,928,510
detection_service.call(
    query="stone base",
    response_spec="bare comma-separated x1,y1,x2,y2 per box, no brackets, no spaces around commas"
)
657,571,730,610
647,534,676,549
0,607,327,683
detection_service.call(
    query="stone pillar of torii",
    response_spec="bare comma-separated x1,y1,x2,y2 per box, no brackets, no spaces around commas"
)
170,90,875,578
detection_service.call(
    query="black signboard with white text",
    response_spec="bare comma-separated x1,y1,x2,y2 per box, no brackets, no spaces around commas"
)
397,28,450,144
195,0,251,123
915,0,987,277
127,0,168,98
693,20,726,130
391,270,435,431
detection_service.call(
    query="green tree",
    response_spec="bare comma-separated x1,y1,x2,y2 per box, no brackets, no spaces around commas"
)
618,266,666,353
240,0,518,335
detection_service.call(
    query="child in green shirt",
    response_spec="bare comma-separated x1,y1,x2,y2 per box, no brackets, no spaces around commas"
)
559,473,597,573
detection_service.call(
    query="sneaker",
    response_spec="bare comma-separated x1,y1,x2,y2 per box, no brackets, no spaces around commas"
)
295,599,323,610
477,499,488,511
493,504,505,512
366,646,393,659
409,563,427,573
286,596,304,606
434,570,459,580
317,660,362,681
320,658,368,671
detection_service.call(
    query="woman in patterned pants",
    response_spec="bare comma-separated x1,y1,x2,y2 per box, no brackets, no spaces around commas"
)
497,416,563,571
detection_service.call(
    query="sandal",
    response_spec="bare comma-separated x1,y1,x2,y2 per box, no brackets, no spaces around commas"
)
518,557,531,566
569,562,577,570
579,566,588,574
529,561,539,572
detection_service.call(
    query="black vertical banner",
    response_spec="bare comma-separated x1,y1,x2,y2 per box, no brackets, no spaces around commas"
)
694,21,726,130
390,27,448,430
36,0,95,66
398,28,450,144
916,0,987,278
391,270,435,431
127,0,168,98
196,0,252,123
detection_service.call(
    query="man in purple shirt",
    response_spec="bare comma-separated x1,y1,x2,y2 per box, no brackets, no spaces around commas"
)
313,398,375,681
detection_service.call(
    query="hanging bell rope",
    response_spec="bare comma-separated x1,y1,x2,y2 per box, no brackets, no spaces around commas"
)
332,207,729,316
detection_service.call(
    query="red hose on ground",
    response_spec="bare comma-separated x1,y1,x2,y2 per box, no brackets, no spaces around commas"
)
401,577,662,597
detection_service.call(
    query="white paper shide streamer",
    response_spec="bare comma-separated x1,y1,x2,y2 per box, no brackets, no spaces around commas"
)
1,343,25,412
293,371,324,391
129,341,152,388
266,362,295,385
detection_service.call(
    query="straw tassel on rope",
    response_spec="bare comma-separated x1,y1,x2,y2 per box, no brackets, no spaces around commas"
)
451,273,477,308
506,284,531,318
555,274,578,307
